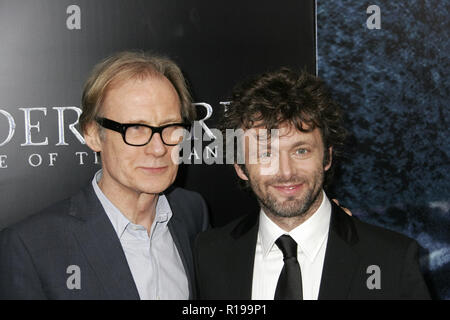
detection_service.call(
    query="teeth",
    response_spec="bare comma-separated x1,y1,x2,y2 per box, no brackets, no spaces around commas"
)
275,185,299,190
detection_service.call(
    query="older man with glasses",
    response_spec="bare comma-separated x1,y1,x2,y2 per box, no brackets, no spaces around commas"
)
0,51,209,300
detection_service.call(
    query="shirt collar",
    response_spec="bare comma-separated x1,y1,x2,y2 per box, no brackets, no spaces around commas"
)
92,169,172,239
258,190,331,263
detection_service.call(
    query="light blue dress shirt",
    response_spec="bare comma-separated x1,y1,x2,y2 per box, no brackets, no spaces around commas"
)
92,170,189,300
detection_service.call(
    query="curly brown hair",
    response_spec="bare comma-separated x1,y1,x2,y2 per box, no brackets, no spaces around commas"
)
222,67,346,189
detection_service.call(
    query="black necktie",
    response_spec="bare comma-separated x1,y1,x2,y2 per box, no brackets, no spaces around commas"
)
274,234,303,300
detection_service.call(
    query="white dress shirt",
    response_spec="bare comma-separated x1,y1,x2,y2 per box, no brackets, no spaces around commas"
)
251,190,331,300
92,170,189,300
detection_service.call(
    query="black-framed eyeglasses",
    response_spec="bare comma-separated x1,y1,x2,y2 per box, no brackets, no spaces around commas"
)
95,117,191,146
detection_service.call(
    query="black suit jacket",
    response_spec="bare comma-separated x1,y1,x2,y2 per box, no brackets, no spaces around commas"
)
194,202,430,299
0,185,209,300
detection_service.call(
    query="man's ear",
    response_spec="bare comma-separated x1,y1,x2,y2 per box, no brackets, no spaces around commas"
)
324,147,333,171
234,164,249,181
84,122,102,153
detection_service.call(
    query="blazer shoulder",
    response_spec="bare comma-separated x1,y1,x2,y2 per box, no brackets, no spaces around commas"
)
196,213,253,245
349,216,430,298
165,187,209,229
3,182,101,236
3,196,72,235
166,187,208,213
0,195,78,257
166,186,204,203
353,217,416,246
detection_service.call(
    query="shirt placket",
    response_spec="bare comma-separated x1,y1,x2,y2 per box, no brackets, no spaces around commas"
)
149,215,166,300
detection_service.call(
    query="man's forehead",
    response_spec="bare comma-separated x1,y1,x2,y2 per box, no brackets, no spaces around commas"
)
102,74,180,105
98,75,182,126
105,73,176,97
245,122,318,140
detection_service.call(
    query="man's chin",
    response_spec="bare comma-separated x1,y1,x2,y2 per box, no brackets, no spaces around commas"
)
260,199,304,218
260,189,322,218
133,175,176,194
134,183,171,195
275,207,308,218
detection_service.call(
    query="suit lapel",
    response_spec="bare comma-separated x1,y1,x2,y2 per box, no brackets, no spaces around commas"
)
165,192,196,299
228,213,259,300
69,186,140,300
318,202,360,299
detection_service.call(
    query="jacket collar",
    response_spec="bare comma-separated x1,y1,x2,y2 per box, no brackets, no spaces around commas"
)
166,188,197,299
229,201,360,300
318,201,360,299
68,185,141,299
223,212,258,299
67,184,196,299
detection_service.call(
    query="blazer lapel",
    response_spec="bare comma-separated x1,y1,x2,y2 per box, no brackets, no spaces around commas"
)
318,202,360,299
227,213,259,300
165,194,196,299
69,186,140,300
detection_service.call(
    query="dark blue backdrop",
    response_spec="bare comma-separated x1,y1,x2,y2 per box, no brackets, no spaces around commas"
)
317,1,449,299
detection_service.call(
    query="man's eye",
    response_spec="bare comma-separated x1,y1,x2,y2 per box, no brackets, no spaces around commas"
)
127,125,149,137
295,149,308,155
129,125,144,131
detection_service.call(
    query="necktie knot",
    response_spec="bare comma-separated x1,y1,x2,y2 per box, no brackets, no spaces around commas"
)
275,234,298,260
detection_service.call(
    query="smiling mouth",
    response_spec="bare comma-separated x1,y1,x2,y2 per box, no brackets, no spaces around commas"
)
272,184,303,195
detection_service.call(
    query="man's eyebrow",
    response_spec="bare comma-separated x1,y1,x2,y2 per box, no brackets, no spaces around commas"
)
158,118,184,125
289,140,313,148
256,137,313,147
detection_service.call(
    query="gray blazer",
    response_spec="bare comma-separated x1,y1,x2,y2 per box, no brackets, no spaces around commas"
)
0,185,209,299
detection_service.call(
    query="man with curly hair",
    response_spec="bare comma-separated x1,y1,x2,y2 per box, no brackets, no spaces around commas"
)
194,68,430,300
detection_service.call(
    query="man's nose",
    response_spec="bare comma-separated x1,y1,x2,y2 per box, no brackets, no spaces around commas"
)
278,152,294,179
144,132,167,157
